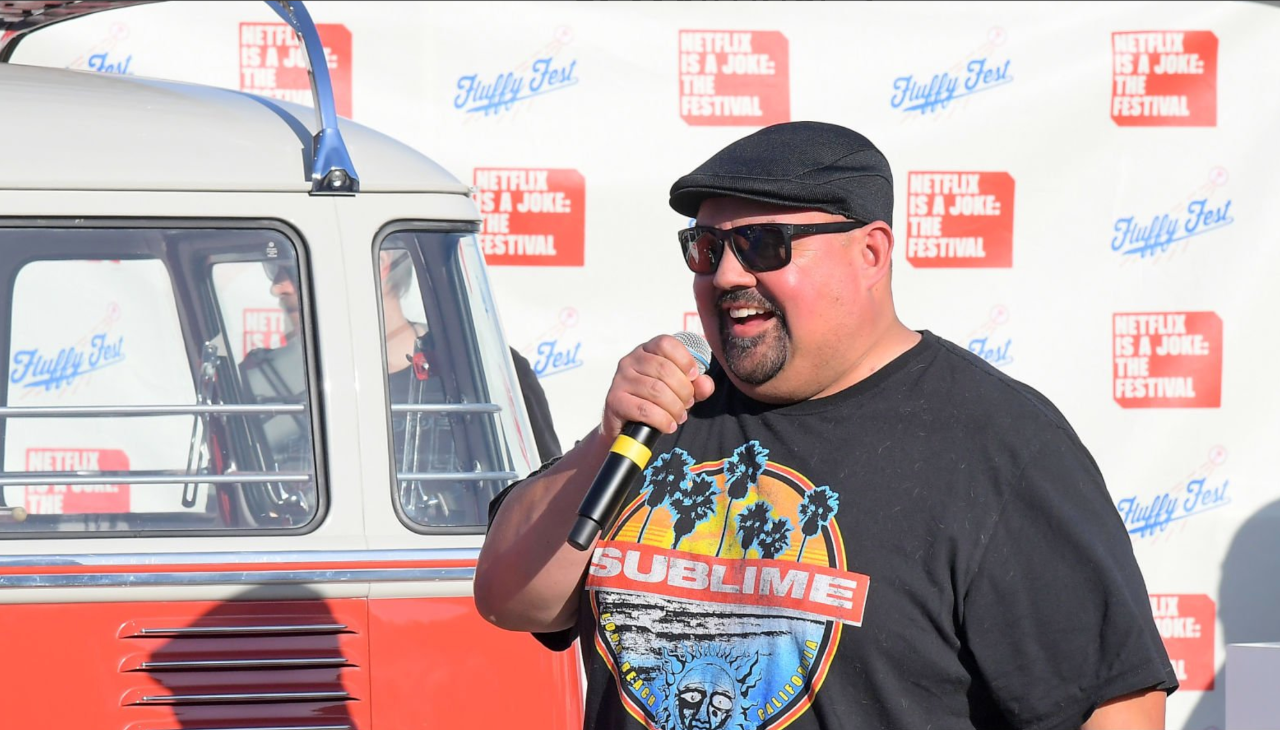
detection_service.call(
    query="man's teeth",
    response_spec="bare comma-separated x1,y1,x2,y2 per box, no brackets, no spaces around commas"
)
729,307,769,319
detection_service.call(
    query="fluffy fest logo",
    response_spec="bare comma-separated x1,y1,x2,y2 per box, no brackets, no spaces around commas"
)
474,168,585,267
905,172,1015,268
522,307,583,380
1111,168,1233,261
239,23,353,118
10,333,126,393
890,28,1012,117
1112,312,1222,408
65,22,133,74
1116,446,1230,542
453,28,579,118
588,443,868,729
965,305,1013,369
1112,31,1217,127
679,30,790,126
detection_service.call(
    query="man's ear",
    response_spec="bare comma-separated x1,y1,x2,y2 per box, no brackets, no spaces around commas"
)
860,221,894,286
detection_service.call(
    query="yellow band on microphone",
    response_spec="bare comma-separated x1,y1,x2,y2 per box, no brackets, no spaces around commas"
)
610,434,652,469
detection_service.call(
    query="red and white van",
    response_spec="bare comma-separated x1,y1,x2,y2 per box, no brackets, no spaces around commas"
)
0,2,582,727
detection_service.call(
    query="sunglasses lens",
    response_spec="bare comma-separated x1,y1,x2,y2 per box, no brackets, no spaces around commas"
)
679,225,791,273
680,229,721,273
734,226,789,272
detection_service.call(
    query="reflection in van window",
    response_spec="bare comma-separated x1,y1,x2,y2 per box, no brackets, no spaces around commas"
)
377,230,524,530
0,226,322,535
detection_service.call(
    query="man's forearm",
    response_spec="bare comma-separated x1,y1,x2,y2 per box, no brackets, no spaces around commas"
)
475,429,612,632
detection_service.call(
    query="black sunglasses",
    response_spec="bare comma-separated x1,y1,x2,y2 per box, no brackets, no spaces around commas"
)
678,220,865,274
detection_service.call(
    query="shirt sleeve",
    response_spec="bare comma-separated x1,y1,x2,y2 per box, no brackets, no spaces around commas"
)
510,347,563,460
960,428,1179,730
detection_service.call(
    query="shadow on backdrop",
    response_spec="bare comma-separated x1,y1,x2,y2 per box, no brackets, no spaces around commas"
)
1183,498,1280,730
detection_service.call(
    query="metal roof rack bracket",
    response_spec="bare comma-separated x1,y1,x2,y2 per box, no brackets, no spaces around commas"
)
267,0,360,195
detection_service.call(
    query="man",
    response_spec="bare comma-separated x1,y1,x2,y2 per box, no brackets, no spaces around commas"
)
476,121,1176,730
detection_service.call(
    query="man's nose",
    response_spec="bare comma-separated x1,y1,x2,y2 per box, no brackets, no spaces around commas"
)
711,243,757,290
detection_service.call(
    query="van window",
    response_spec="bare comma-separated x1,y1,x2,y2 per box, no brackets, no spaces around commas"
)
376,229,528,531
0,224,322,535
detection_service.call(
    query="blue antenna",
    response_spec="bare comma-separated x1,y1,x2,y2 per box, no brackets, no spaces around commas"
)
267,0,359,194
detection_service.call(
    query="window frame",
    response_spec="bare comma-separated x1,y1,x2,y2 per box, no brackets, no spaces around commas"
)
0,217,329,539
373,220,526,535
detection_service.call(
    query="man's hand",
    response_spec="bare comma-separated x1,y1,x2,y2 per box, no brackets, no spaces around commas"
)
475,334,714,634
600,334,716,440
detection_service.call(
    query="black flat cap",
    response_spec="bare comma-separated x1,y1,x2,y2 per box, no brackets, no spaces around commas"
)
669,121,893,224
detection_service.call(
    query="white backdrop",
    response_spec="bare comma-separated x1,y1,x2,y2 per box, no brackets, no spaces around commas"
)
13,2,1280,727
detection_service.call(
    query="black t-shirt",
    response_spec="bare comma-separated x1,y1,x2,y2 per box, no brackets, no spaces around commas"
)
520,330,1176,730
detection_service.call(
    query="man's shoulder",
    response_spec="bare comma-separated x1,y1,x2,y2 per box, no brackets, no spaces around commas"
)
917,330,1076,437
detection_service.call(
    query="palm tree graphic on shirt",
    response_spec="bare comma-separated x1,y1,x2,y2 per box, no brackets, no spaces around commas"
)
735,500,774,559
715,441,770,557
636,448,694,544
796,485,840,562
756,515,793,560
667,471,720,550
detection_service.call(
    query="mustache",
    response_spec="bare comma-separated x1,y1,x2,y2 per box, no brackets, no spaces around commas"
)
716,289,779,313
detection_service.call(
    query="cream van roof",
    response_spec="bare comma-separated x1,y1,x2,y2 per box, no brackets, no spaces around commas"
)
0,63,471,195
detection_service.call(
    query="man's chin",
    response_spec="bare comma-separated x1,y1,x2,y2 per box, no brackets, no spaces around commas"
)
719,325,787,385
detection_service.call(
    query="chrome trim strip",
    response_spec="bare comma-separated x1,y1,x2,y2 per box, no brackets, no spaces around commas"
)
390,403,501,414
0,567,476,588
0,471,311,486
396,470,517,481
135,690,350,705
138,624,347,637
0,547,481,568
139,657,348,670
0,404,305,417
156,726,350,730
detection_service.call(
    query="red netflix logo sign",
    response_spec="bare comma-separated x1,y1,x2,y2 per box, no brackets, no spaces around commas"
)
23,448,130,514
243,308,289,359
1112,31,1217,127
239,23,353,118
905,172,1015,268
475,168,585,267
1151,594,1215,690
1113,312,1222,408
679,30,789,126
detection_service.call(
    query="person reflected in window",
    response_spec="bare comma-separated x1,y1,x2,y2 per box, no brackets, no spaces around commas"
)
377,249,561,469
240,260,309,470
377,249,561,525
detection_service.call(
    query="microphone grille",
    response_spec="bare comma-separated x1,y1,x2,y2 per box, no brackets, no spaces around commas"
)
674,331,712,375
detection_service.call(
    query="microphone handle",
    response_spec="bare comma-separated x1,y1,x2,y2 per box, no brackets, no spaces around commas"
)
566,422,661,551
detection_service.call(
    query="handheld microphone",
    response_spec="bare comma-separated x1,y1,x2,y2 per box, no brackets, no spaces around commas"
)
567,332,712,551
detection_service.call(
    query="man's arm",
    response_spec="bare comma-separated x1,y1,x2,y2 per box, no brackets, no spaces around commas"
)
474,429,612,632
474,335,714,633
1082,687,1166,729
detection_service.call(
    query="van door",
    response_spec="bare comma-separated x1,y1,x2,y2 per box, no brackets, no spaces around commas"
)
0,217,373,730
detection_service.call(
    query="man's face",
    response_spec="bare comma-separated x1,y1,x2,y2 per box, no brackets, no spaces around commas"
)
692,197,869,403
269,265,301,332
